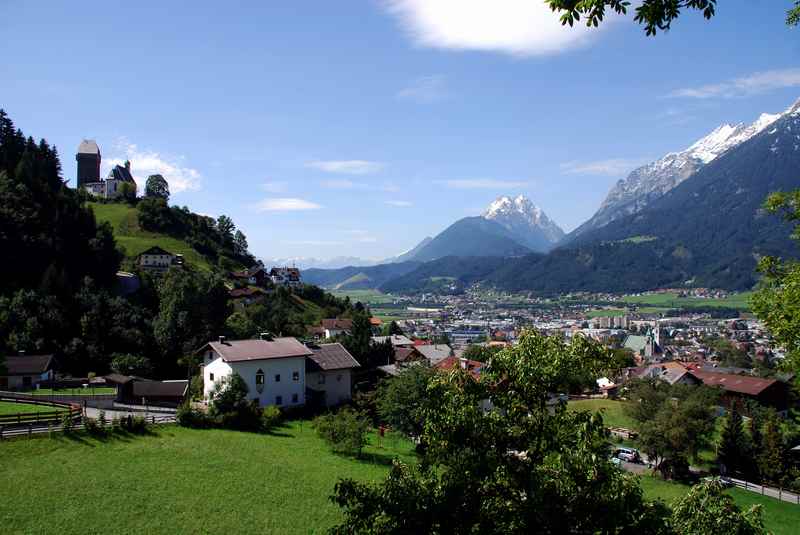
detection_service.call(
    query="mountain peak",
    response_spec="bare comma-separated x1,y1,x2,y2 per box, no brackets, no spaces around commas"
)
482,195,564,251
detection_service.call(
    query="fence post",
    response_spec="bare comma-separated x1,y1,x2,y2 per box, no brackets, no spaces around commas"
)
0,425,3,440
779,488,782,501
28,424,33,438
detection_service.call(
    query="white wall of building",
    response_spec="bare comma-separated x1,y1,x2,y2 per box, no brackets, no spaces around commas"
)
203,353,306,408
306,369,352,407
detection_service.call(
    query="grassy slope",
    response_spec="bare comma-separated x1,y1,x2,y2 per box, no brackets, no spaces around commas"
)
0,401,65,415
639,475,800,535
568,399,638,430
88,202,212,271
0,422,415,534
622,291,753,311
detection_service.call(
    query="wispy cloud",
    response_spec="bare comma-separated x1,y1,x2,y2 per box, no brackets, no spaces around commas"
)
560,158,649,177
667,68,800,99
382,0,617,57
306,160,384,175
253,198,322,212
105,138,201,193
435,178,529,189
260,181,289,193
385,200,413,207
397,75,447,102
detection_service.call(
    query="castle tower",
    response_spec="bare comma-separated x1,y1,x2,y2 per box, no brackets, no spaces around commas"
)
76,139,101,187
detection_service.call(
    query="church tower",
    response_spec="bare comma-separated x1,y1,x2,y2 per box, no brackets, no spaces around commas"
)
76,139,101,187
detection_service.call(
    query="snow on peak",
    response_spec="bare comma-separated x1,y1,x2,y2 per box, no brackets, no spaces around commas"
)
482,195,564,246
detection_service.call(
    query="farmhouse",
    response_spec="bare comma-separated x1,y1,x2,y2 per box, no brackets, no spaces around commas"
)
137,246,183,272
231,265,269,287
306,343,360,407
689,370,790,410
320,319,353,339
198,336,312,408
0,354,54,390
269,266,302,288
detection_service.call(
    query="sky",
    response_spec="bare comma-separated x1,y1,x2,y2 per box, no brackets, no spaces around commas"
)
2,0,800,263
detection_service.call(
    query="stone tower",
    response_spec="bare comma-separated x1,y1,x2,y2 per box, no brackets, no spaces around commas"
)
76,139,101,187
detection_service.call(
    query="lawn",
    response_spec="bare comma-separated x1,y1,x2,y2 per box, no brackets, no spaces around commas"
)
0,401,65,415
586,308,628,318
88,202,212,271
568,399,638,430
330,289,396,305
0,421,416,534
621,291,753,311
638,475,800,535
29,387,116,396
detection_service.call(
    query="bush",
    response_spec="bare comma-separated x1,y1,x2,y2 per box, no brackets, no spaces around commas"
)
177,404,213,429
61,412,74,434
119,414,148,434
219,401,262,431
313,408,369,457
261,405,282,431
84,417,104,436
98,410,107,431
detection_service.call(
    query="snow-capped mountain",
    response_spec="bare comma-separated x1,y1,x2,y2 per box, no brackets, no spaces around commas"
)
571,102,793,237
482,195,565,252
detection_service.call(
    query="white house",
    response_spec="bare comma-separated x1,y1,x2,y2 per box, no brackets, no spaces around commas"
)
306,343,360,407
198,336,311,408
137,246,183,272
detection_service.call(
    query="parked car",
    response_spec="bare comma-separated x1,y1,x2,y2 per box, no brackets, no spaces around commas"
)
615,447,641,463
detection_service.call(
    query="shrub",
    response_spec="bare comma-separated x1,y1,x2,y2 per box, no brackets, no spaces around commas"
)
219,401,262,431
61,412,74,434
261,405,282,431
98,410,107,431
313,408,369,457
177,404,213,428
119,414,148,434
84,417,103,436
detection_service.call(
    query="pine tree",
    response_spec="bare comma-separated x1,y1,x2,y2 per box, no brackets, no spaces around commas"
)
758,417,785,484
718,402,747,476
746,415,764,480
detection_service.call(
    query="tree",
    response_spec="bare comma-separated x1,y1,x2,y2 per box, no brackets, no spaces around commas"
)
118,181,137,203
462,344,503,362
331,330,673,533
233,229,249,257
718,402,747,476
752,191,800,379
376,364,435,436
546,0,797,35
144,174,169,201
209,372,249,416
386,321,403,336
216,215,235,240
313,408,369,457
671,479,766,535
110,353,153,377
758,417,786,484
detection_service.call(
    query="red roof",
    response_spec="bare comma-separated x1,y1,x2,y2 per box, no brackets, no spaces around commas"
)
321,318,353,330
436,356,483,381
229,287,265,298
369,317,382,326
413,339,430,346
394,347,424,363
690,370,778,396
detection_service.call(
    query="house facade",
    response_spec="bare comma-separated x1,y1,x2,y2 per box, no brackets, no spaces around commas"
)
269,267,302,288
1,354,54,390
137,246,183,272
306,343,360,407
198,337,311,408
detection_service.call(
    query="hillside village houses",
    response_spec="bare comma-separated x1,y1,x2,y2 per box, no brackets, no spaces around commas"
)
76,140,137,199
137,246,184,272
198,335,360,408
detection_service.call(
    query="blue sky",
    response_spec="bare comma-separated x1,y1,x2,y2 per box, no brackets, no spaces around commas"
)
2,0,799,262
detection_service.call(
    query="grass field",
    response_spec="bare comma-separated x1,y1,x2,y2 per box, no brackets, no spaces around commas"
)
88,203,212,271
0,401,65,415
639,475,800,535
330,289,396,305
568,399,638,430
0,421,415,534
622,291,753,311
586,308,628,318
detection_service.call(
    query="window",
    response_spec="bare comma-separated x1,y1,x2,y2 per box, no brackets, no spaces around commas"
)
274,374,281,382
276,395,283,406
318,374,326,385
255,369,265,393
291,393,298,403
209,373,214,381
292,371,300,381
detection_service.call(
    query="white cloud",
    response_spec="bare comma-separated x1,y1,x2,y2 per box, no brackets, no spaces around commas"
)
105,139,201,193
560,158,649,177
306,160,384,175
667,68,800,99
385,200,413,207
382,0,615,57
253,198,322,212
260,181,288,193
397,75,447,102
435,178,529,189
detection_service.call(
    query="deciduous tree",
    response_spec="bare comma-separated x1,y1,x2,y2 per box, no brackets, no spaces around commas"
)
144,174,169,201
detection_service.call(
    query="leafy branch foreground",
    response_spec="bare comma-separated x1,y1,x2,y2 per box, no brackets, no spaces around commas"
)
329,330,766,534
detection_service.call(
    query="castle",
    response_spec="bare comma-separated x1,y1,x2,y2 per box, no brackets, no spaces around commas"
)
76,139,137,198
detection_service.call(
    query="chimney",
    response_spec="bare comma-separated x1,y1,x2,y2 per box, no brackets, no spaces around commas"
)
218,336,226,344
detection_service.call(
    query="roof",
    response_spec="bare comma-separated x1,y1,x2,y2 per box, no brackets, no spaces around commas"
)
415,344,453,365
229,287,266,298
436,356,483,381
108,164,135,183
690,370,778,396
139,246,173,257
307,343,360,372
369,317,382,326
660,368,696,386
104,373,134,385
201,338,313,362
394,347,424,363
624,335,648,352
372,334,414,347
77,139,100,155
132,380,188,398
3,355,53,376
321,318,353,331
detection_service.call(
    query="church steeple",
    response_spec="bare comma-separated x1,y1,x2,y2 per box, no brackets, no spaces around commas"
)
76,139,101,187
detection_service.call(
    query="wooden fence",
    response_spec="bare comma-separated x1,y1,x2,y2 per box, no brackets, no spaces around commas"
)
0,391,81,427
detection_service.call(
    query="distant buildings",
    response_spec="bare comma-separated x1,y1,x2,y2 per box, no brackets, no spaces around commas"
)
269,266,302,288
76,139,137,199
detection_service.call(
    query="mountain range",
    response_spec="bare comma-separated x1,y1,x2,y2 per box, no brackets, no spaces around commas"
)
305,97,800,294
